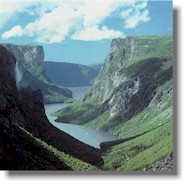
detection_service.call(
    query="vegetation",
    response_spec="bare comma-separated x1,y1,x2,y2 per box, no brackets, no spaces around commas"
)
88,62,103,75
55,56,172,131
2,43,73,103
0,35,173,171
55,35,172,124
54,35,173,171
44,61,101,87
123,35,172,68
15,124,99,171
102,121,173,171
102,79,173,170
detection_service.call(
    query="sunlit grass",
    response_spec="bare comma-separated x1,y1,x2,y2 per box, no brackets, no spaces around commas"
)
15,124,99,171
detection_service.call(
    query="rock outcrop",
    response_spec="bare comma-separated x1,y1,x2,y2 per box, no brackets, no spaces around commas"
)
2,44,47,81
84,37,136,103
147,153,173,171
54,35,173,171
0,45,102,170
1,43,72,103
56,35,173,130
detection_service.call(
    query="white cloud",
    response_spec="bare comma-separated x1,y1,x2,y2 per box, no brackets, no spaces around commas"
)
124,9,151,29
119,0,151,29
2,25,25,39
23,2,84,43
0,0,151,43
72,26,125,41
120,8,133,19
136,0,148,9
80,0,126,27
0,0,61,27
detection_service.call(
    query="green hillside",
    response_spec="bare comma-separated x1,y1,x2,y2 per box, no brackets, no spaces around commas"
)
44,61,101,87
1,43,72,103
16,124,99,171
54,35,173,171
0,44,102,170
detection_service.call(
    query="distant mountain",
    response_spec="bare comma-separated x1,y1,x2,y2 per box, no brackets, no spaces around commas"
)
44,61,102,87
54,35,173,171
0,44,102,170
1,44,72,103
88,62,103,75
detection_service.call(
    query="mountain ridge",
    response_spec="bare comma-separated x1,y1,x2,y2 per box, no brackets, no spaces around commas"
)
1,43,72,103
54,35,173,171
44,61,102,87
0,44,102,170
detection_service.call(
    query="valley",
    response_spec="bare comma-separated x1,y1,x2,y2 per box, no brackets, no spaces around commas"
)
45,62,102,87
44,87,119,148
54,35,173,171
0,35,173,171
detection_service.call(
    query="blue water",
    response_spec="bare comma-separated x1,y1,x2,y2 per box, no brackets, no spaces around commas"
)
44,86,119,148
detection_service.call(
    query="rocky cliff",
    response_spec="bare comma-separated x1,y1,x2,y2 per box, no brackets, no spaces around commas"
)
56,35,173,127
1,44,72,103
55,35,173,171
2,44,47,82
0,45,102,170
85,37,137,103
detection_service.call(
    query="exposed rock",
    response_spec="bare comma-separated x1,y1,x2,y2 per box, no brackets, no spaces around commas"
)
1,44,46,81
1,43,72,103
0,44,103,169
146,153,173,171
84,37,137,103
56,35,173,131
0,44,16,76
53,35,173,171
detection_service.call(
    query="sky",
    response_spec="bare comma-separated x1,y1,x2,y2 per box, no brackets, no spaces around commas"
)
0,0,173,65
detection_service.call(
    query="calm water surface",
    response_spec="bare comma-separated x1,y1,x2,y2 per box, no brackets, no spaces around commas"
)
44,86,119,148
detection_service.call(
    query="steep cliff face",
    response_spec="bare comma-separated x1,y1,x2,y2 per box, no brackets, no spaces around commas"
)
1,43,72,103
1,44,47,81
56,35,172,128
0,45,67,170
0,45,19,128
0,45,102,170
85,37,136,103
54,35,173,170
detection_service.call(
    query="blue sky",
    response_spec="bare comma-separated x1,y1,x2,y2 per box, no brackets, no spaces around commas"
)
0,0,173,65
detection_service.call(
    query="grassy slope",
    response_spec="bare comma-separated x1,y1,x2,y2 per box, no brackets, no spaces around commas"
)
20,69,73,104
96,35,172,79
0,123,70,170
124,35,172,68
102,120,173,171
15,124,99,171
54,35,173,171
55,35,173,127
102,80,173,171
84,57,172,131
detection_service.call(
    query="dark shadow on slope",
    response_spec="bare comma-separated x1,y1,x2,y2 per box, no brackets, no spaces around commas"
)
7,7,178,178
100,121,170,152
